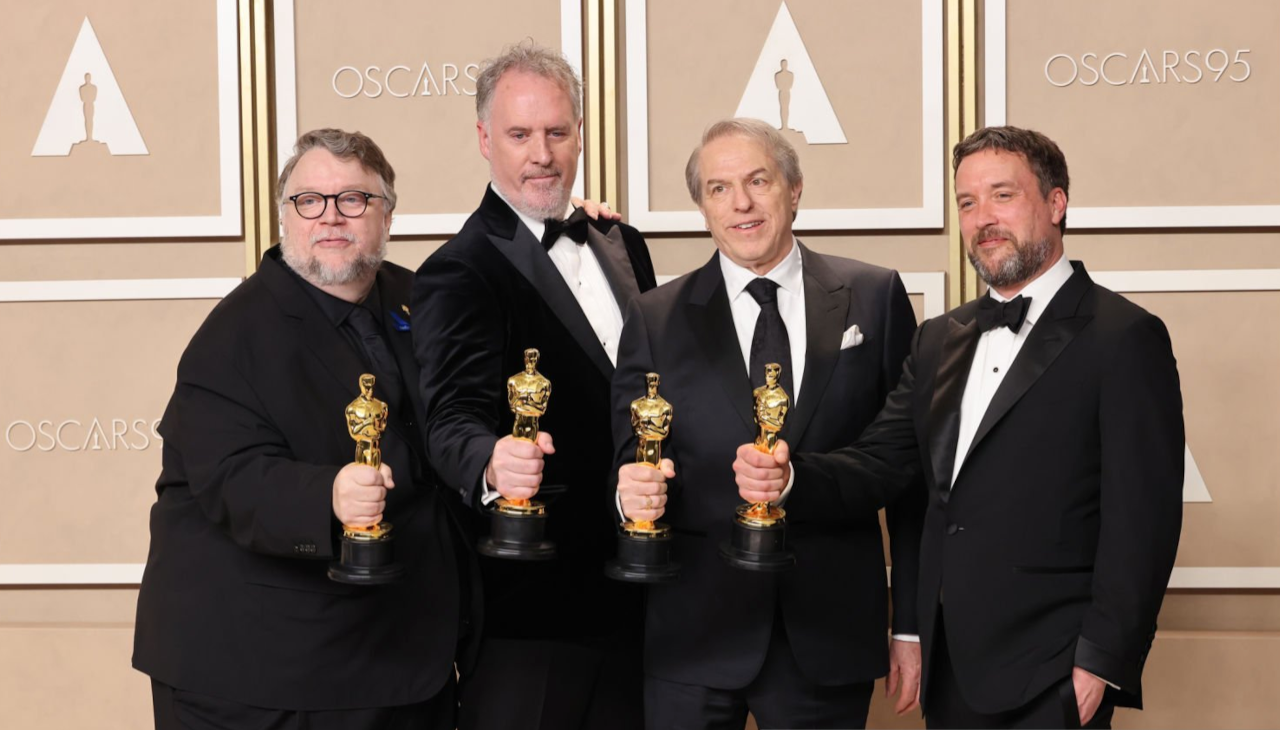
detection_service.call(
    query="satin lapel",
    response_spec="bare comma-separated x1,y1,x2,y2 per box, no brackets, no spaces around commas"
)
964,270,1093,462
927,314,980,491
585,223,642,311
487,225,615,379
688,257,756,434
786,247,847,449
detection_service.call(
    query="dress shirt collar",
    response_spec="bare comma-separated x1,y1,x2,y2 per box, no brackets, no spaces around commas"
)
988,251,1073,329
719,237,803,302
287,261,383,329
490,183,572,245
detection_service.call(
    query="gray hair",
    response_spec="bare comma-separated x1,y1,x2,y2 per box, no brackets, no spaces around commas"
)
685,118,803,204
475,41,583,125
277,128,397,212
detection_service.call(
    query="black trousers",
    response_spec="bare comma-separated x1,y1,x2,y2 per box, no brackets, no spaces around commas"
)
644,617,875,730
925,615,1115,730
151,678,455,730
457,635,643,730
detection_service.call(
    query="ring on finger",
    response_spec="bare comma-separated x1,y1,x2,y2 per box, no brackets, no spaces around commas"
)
643,495,653,510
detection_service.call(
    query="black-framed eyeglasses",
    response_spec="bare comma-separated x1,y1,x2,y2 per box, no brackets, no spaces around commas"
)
287,190,387,219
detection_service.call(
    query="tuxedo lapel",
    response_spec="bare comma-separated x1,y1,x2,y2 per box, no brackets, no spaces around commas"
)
786,245,848,449
484,207,615,380
964,266,1094,462
585,223,642,311
927,310,981,491
688,255,756,434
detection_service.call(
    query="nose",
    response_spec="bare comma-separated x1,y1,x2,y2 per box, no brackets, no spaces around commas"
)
529,134,552,165
319,195,344,225
731,184,752,212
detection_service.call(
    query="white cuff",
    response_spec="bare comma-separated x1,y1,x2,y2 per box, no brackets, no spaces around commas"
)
776,464,797,505
1082,668,1120,690
891,634,920,643
479,470,502,506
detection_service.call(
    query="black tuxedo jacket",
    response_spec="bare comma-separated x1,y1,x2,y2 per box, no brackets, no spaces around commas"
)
133,247,472,710
412,186,656,640
610,246,924,688
794,262,1184,713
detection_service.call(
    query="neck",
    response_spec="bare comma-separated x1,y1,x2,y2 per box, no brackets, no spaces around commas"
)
315,275,376,304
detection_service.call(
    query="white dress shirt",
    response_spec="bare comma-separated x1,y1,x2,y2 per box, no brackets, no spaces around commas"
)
950,253,1074,487
481,188,624,505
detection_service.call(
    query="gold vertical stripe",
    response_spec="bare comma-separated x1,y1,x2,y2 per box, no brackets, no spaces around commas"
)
585,0,603,201
960,0,979,303
602,0,618,209
254,0,273,266
239,0,257,277
946,0,963,310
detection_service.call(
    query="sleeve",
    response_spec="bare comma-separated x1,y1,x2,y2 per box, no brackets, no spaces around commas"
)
880,273,927,636
1074,313,1184,695
162,343,341,560
411,252,508,509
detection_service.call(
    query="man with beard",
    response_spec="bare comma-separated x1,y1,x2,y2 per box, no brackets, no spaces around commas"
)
411,43,654,730
733,126,1184,729
134,129,472,729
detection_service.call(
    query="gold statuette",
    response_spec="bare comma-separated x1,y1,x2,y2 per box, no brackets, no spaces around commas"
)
343,373,391,539
627,372,674,534
501,348,552,512
740,363,790,526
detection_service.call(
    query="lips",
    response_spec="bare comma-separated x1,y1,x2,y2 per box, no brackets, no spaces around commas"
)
732,221,764,230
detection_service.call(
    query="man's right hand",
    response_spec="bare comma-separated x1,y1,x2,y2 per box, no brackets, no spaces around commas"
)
332,462,395,527
733,440,791,504
617,459,675,522
485,432,556,501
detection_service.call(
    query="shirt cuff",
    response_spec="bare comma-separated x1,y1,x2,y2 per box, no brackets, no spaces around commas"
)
479,469,502,506
1081,668,1121,691
615,489,626,524
891,634,920,643
776,464,797,505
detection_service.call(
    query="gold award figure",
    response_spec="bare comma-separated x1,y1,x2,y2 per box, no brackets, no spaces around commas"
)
628,372,674,533
343,373,391,539
741,363,790,524
503,348,552,510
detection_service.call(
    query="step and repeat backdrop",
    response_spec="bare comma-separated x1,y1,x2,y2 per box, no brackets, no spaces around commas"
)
1,1,1277,728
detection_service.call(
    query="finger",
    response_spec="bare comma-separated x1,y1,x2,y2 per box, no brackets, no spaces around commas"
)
537,431,555,455
886,665,899,697
733,460,786,482
660,458,677,478
496,455,546,475
736,474,785,495
500,438,546,460
350,464,384,485
622,464,667,483
494,472,543,491
896,676,921,714
350,486,388,503
774,440,791,464
736,444,781,468
378,463,395,489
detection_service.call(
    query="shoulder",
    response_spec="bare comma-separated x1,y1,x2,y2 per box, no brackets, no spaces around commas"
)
1085,281,1171,342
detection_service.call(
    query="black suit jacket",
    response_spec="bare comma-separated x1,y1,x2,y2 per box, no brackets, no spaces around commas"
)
412,186,656,640
610,246,924,688
794,262,1184,713
133,247,472,710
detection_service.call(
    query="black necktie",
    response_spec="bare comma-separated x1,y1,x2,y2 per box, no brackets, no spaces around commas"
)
745,278,794,399
346,305,403,411
541,206,591,250
976,294,1031,334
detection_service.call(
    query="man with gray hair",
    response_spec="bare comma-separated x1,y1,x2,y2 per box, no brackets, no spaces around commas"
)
133,128,474,729
412,43,654,730
610,117,924,728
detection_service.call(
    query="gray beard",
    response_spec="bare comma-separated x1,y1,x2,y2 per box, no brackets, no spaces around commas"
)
492,177,570,221
281,233,386,287
968,234,1054,290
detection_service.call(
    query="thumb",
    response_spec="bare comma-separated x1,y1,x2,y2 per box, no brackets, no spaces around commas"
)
379,463,395,489
774,440,791,465
537,431,556,455
660,458,676,479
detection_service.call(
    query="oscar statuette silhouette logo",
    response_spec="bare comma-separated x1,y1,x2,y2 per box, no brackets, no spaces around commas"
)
32,17,148,157
734,2,846,145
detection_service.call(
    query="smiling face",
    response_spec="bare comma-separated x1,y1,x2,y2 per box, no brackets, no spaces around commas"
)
478,70,582,220
280,148,391,298
696,134,802,275
955,149,1066,296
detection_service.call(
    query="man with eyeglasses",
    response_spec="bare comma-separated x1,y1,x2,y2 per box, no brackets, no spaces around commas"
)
133,128,474,729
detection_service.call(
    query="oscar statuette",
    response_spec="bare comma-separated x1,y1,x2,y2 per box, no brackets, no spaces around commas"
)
329,373,406,584
478,348,557,560
719,363,796,571
606,373,680,583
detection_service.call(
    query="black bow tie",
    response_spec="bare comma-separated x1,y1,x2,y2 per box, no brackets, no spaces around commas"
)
976,294,1031,333
541,207,590,250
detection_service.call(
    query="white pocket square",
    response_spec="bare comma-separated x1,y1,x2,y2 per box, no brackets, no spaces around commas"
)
839,325,865,350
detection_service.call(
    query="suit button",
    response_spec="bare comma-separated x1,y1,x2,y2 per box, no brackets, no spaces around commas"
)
939,491,950,504
946,524,959,535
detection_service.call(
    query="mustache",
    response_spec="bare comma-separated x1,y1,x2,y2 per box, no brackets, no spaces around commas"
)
973,226,1017,246
521,166,561,182
309,229,356,244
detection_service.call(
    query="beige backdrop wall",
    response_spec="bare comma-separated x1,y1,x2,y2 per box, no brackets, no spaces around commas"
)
2,1,1277,728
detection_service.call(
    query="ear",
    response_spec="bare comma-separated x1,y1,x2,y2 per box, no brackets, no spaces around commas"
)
1049,187,1067,226
576,117,584,155
477,120,492,161
790,179,804,213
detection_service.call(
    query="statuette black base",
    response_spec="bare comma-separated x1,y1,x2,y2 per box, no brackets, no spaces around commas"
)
719,513,794,572
329,530,405,585
606,524,680,583
479,500,556,561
